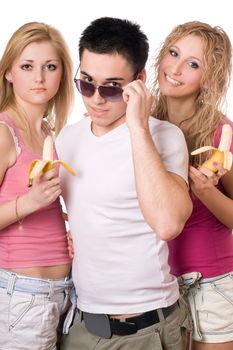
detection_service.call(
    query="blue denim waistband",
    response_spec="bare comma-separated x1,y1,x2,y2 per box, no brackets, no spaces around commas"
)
0,268,73,297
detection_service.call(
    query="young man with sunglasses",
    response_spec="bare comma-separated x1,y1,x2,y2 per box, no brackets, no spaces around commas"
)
56,17,193,350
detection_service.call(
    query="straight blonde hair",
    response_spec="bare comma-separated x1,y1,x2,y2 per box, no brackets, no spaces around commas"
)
0,21,74,135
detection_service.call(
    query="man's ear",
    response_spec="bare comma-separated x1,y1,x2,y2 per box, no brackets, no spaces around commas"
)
5,71,13,83
137,68,147,83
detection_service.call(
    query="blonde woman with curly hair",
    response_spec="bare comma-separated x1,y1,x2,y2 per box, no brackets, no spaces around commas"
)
151,21,233,350
0,22,74,349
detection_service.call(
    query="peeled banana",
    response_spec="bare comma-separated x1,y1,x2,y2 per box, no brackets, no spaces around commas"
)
191,124,233,173
28,135,76,186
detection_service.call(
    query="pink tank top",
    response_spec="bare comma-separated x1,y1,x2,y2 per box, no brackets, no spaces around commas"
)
168,121,233,278
0,114,71,268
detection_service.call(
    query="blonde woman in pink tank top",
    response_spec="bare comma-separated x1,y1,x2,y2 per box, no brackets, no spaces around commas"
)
150,21,233,350
0,22,74,350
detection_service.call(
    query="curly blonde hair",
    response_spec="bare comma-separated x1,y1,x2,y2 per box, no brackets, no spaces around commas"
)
0,21,74,135
150,21,232,166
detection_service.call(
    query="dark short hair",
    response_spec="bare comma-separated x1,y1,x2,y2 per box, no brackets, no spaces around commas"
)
79,17,149,74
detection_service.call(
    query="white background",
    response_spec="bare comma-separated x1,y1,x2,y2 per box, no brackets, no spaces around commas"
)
1,0,233,123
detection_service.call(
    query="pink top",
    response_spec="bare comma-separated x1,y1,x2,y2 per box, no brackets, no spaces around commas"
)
168,121,233,278
0,114,71,268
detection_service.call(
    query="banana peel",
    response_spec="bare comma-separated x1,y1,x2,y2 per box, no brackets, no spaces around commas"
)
191,124,233,173
28,135,76,186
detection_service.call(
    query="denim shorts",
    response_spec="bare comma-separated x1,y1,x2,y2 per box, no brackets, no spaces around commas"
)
178,272,233,343
0,269,73,350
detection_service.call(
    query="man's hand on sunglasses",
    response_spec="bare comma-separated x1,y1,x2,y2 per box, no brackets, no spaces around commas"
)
123,80,154,132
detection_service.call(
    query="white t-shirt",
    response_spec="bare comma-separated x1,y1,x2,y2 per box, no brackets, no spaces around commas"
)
56,117,189,314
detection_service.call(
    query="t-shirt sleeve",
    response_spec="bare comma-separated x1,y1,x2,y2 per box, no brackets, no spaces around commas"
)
150,120,189,184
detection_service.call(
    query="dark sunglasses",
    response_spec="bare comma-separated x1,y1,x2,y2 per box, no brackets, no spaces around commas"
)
74,79,123,102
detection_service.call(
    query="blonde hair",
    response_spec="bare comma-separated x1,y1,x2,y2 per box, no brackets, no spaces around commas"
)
0,21,74,135
150,21,232,166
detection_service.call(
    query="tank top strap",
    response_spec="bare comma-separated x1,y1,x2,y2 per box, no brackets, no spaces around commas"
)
0,114,21,156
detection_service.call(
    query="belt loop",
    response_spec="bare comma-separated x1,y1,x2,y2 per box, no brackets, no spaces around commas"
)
7,273,17,296
77,308,83,321
61,287,69,313
48,279,55,299
157,308,165,322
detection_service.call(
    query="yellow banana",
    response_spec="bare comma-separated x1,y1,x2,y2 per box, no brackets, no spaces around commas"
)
191,124,233,173
28,135,76,186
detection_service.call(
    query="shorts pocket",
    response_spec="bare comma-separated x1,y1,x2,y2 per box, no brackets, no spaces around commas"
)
7,292,60,349
9,292,36,330
211,275,233,306
113,329,163,350
196,276,233,334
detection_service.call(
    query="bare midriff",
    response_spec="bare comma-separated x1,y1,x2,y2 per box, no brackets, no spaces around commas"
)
6,263,71,279
110,312,143,319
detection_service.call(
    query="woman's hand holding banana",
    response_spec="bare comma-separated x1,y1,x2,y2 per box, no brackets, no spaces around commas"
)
191,124,233,177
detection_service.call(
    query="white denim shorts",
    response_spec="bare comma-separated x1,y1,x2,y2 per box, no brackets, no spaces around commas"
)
178,272,233,343
0,269,73,350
